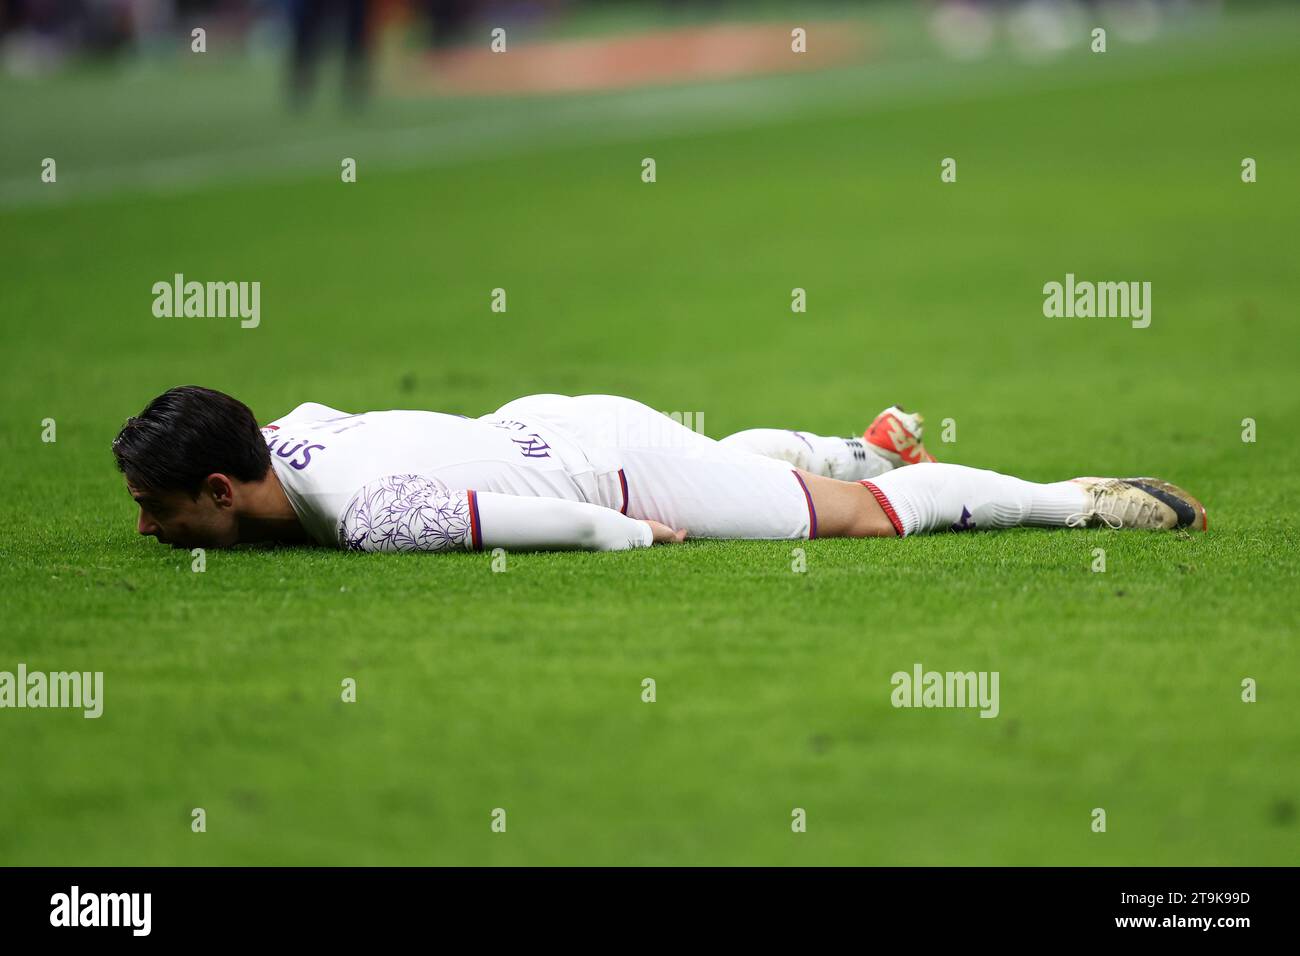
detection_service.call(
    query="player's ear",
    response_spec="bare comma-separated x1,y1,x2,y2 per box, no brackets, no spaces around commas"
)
204,473,236,508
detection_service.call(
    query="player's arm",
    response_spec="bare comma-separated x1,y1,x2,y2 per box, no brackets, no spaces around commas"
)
338,474,679,553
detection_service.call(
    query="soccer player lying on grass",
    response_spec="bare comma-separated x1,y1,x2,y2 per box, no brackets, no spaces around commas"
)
112,386,1207,553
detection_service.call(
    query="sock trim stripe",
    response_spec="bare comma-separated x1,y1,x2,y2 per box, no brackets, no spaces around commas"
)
792,470,818,539
860,480,904,537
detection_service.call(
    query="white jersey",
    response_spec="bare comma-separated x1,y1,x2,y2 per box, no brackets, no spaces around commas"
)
263,401,616,546
263,394,814,551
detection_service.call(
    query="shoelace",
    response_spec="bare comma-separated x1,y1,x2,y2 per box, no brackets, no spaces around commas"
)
1066,483,1158,530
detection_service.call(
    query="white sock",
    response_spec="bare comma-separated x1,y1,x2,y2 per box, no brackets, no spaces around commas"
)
719,428,894,480
863,463,1087,536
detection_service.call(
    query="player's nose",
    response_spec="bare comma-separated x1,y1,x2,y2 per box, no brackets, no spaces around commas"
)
137,513,160,538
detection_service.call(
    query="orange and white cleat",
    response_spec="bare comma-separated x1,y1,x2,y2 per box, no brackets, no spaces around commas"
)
865,405,935,467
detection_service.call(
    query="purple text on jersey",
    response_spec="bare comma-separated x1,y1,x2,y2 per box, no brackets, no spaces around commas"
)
266,436,326,470
486,419,552,459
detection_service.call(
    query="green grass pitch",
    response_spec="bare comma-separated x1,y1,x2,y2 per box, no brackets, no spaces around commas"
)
1,4,1297,865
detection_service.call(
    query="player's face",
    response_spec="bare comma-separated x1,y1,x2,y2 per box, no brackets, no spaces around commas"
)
128,481,239,549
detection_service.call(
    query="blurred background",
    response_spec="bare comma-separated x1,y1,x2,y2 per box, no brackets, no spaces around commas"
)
0,0,1237,206
0,0,1230,72
0,1,1229,90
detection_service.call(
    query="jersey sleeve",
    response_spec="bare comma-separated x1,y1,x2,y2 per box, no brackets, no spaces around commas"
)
338,474,654,553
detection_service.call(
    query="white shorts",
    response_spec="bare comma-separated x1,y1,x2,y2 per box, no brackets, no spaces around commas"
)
493,394,818,540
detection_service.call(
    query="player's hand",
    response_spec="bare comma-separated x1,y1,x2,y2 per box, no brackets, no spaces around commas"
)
643,520,687,544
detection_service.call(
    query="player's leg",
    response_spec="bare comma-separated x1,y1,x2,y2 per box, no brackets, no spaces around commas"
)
800,463,1207,538
547,397,1178,538
799,465,1084,537
619,452,1206,541
795,471,898,537
717,429,892,480
852,463,1208,535
616,456,1084,541
719,405,934,480
493,396,1206,536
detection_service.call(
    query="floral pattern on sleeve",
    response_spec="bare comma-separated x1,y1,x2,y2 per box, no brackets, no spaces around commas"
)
338,474,472,553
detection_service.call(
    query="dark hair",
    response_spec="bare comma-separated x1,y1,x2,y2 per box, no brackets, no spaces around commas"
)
112,386,271,493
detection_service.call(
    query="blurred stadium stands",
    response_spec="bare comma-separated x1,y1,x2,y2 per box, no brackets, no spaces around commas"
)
0,1,1223,82
0,0,1236,206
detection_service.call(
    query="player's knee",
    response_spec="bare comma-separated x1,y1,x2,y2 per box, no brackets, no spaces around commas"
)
851,512,898,537
851,485,900,537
